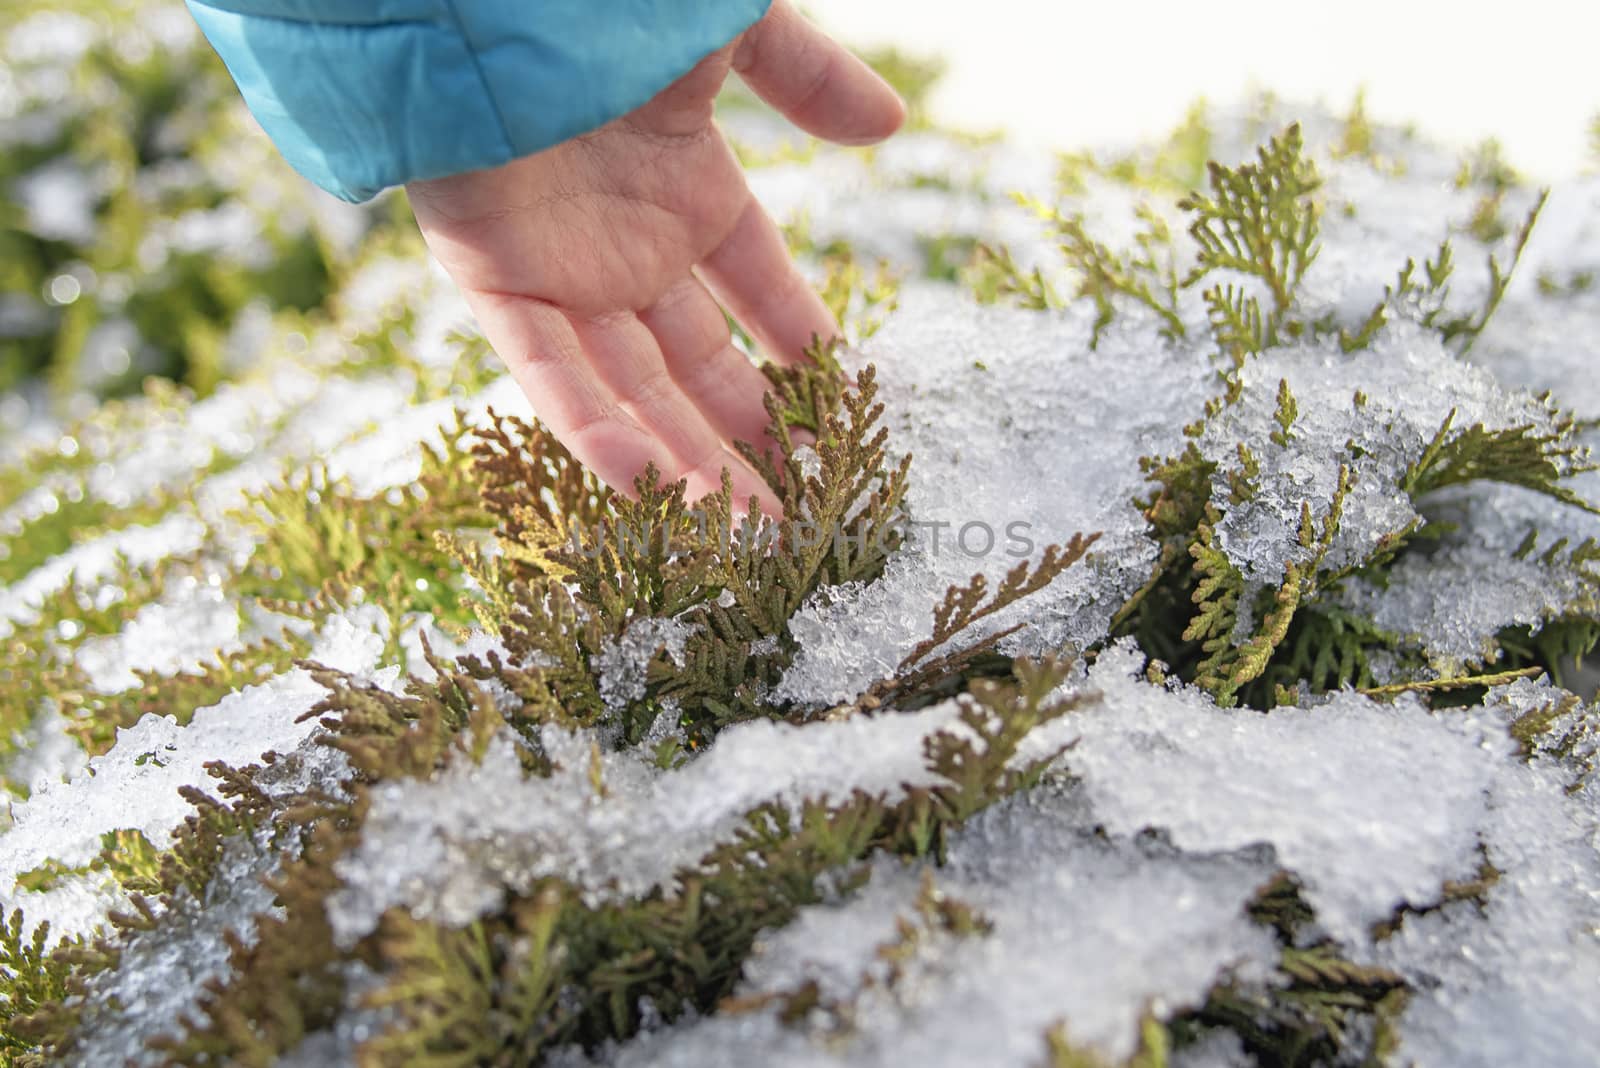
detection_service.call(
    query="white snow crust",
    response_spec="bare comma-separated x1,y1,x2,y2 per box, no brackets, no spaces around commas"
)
3,95,1599,1066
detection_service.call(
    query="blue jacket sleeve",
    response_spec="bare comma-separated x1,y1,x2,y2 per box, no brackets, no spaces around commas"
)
186,0,773,203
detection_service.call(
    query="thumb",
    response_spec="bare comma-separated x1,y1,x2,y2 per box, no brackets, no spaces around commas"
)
732,1,907,147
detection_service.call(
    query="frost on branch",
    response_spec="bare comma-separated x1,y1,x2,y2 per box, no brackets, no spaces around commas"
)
3,40,1600,1068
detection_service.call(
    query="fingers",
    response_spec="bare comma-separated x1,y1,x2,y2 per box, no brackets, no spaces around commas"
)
572,311,775,507
698,195,839,364
466,292,667,490
626,44,737,137
639,277,775,450
464,290,775,509
733,0,907,147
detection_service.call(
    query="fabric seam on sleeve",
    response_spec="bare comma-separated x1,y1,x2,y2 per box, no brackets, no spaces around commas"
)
439,0,515,165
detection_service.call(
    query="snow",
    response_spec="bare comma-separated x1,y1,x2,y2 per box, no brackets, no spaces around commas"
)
590,644,1600,1067
3,73,1600,1065
67,836,283,1066
0,709,88,803
72,576,243,693
12,158,99,243
319,374,525,499
0,606,390,937
777,289,1212,708
84,364,324,509
773,292,1582,709
1337,481,1600,669
4,12,97,67
1197,322,1555,584
605,790,1279,1067
324,701,962,946
0,514,207,627
1051,641,1499,947
593,616,694,714
1373,728,1600,1068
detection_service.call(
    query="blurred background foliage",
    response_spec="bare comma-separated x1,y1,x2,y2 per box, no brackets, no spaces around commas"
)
0,0,406,409
0,0,948,418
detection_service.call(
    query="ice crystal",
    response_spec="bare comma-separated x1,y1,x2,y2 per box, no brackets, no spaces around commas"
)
1,607,388,936
3,70,1600,1066
777,289,1212,707
325,701,962,945
606,791,1279,1067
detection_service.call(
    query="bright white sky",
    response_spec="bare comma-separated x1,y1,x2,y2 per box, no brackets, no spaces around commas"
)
807,0,1599,180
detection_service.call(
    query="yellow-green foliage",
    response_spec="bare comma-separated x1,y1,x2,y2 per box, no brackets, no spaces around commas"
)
1162,872,1409,1065
0,382,493,789
1055,101,1213,196
1010,123,1325,360
0,382,235,586
1022,201,1185,346
965,242,1061,311
1,910,78,1064
1402,404,1599,513
1042,1014,1171,1068
859,48,948,129
6,92,1599,1067
1180,124,1322,352
5,325,1106,1064
0,0,387,398
1349,190,1549,355
780,221,903,338
1014,123,1600,709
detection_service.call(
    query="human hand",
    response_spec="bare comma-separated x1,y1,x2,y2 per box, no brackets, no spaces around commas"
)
406,1,905,508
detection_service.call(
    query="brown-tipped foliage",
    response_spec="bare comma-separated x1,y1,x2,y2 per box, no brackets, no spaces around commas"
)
148,648,552,1067
348,657,1089,1066
299,638,550,781
37,341,1100,1065
33,118,1594,1067
444,346,915,744
151,795,360,1066
894,535,1101,700
1,910,95,1066
2,764,295,1066
1168,873,1409,1065
150,658,1086,1067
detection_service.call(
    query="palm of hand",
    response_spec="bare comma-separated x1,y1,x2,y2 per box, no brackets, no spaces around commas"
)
408,2,905,506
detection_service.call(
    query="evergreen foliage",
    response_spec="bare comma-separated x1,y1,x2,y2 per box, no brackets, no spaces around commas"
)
1009,122,1600,708
1167,874,1409,1066
0,0,397,398
3,32,1599,1064
146,656,1087,1066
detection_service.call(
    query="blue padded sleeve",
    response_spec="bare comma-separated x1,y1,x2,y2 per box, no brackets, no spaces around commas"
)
186,0,773,202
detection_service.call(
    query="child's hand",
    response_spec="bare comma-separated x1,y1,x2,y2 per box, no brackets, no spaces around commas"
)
407,1,904,506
